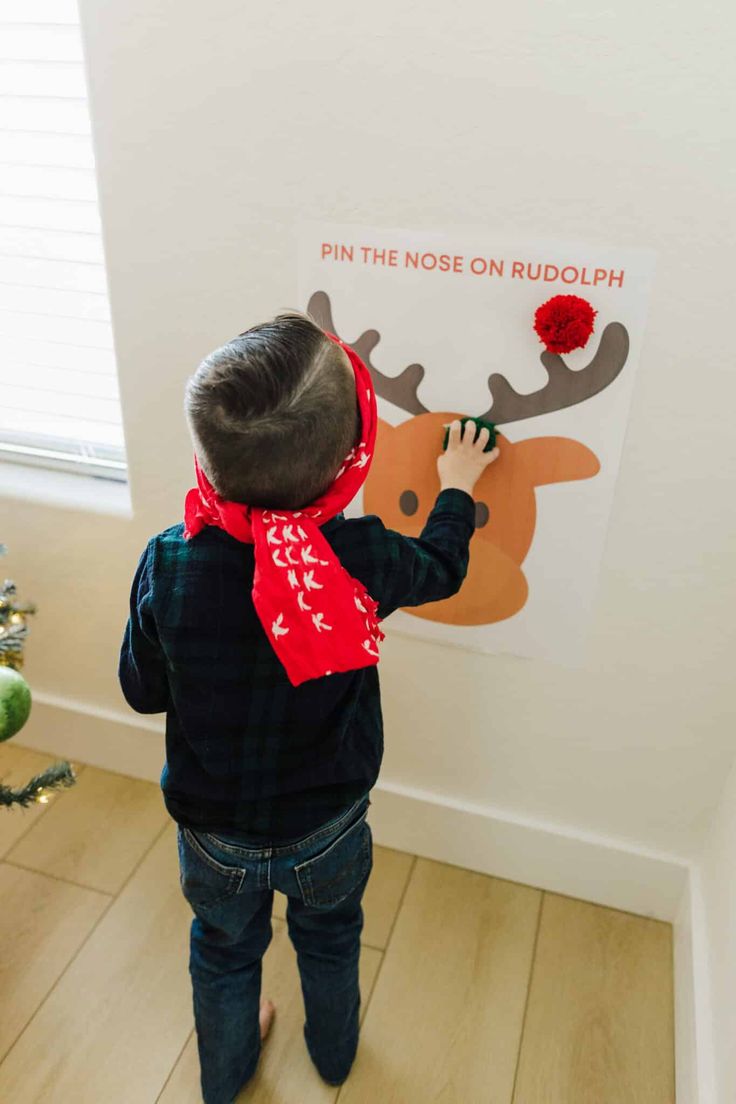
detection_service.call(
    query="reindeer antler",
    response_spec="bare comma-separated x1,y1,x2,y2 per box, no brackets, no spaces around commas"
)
479,323,630,425
307,291,428,415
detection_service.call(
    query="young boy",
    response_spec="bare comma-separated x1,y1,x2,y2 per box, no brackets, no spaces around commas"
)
118,312,498,1104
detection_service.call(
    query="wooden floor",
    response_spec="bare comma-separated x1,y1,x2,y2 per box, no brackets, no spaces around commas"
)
0,746,675,1103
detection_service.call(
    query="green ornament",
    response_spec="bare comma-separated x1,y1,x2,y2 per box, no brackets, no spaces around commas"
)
442,417,497,453
0,666,32,742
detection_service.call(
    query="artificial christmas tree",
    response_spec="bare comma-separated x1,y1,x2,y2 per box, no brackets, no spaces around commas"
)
0,546,76,808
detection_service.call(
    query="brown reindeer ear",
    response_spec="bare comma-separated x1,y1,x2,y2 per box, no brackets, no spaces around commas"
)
514,437,600,486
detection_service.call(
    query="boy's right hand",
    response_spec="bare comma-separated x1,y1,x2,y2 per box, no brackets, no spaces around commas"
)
437,420,500,496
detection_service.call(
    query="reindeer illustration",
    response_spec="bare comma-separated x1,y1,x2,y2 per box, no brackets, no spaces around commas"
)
308,291,629,626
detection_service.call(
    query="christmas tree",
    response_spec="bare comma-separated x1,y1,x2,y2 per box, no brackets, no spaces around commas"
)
0,545,76,808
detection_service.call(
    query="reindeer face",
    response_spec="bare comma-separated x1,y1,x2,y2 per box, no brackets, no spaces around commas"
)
363,413,601,624
364,414,538,624
365,416,534,553
309,292,629,627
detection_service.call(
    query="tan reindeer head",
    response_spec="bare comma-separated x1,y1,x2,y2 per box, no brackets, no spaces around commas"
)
308,291,629,625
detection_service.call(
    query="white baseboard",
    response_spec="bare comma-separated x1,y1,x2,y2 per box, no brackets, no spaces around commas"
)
370,779,687,922
683,867,717,1104
14,693,709,1097
674,876,701,1104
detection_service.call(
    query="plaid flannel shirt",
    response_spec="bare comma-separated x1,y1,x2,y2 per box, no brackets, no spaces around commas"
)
118,488,475,841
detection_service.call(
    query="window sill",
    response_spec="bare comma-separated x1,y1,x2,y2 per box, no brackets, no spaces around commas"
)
0,461,133,518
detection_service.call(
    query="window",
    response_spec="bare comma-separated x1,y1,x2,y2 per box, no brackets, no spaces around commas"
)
0,0,126,482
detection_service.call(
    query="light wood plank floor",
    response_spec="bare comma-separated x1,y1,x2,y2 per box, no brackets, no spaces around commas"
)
0,747,675,1103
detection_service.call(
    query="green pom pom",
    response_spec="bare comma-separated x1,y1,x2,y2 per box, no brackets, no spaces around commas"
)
442,417,497,453
0,666,32,742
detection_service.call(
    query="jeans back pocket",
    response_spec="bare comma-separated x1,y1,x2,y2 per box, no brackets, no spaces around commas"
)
178,826,247,912
294,809,372,910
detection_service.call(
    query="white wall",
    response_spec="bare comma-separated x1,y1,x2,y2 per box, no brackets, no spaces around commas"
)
2,0,735,869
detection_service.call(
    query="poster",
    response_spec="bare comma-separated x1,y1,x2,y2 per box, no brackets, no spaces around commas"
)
297,222,656,664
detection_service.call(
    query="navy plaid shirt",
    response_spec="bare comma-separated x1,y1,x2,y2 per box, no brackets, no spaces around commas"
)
118,488,475,842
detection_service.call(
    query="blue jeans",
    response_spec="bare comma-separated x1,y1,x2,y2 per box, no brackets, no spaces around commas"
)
177,793,373,1104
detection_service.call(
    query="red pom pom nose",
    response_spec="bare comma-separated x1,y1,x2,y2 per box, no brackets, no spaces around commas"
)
533,295,597,355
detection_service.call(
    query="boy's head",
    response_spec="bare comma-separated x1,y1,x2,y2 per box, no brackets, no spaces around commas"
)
185,312,359,509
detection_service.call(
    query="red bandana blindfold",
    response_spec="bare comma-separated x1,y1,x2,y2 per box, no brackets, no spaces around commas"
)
183,333,385,686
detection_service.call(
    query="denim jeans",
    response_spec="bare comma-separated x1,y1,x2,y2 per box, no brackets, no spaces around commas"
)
177,793,373,1104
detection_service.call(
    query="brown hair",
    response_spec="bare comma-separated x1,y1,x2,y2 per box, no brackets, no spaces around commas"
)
184,312,359,508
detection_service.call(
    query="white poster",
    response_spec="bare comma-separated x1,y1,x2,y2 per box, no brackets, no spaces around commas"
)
297,222,656,664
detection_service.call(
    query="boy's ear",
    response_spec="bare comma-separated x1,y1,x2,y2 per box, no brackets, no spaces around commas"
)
514,436,600,486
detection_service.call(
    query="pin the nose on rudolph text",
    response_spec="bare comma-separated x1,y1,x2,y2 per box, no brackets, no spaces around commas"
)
319,243,624,287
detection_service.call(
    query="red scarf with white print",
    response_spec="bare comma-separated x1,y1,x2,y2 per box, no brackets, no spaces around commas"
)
183,332,384,686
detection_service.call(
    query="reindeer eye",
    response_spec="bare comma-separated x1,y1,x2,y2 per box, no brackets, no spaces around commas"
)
474,502,490,529
399,490,418,516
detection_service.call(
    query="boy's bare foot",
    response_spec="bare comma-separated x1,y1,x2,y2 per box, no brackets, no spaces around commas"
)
259,998,276,1041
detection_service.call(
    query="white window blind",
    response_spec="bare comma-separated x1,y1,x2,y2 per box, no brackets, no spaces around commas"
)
0,0,126,482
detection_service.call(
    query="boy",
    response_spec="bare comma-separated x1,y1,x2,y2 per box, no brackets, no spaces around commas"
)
118,312,498,1104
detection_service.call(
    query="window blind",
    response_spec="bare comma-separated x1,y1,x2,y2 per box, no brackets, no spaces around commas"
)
0,0,126,482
